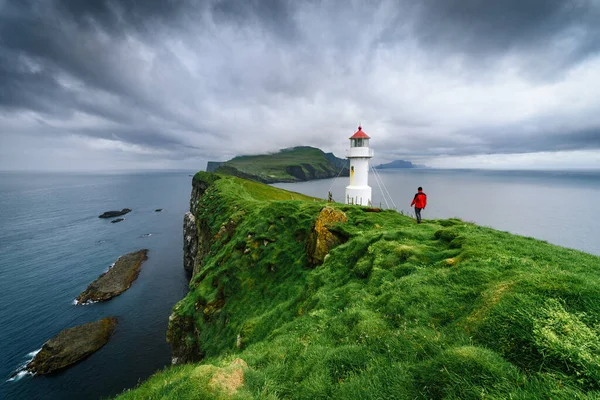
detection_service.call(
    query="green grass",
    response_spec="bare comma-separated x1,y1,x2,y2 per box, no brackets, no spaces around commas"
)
117,173,600,399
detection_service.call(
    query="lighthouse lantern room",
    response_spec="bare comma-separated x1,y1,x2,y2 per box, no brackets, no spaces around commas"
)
345,125,374,206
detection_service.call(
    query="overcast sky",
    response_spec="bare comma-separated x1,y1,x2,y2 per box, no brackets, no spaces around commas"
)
1,0,599,171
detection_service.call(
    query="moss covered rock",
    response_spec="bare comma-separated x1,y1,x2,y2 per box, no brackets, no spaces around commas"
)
306,206,348,267
26,317,117,375
167,309,202,365
76,249,148,303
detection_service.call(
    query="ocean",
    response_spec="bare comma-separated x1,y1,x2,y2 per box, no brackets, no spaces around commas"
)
0,171,193,400
274,169,600,256
1,168,599,400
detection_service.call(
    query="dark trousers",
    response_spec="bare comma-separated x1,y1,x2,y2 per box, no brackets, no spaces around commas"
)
415,207,422,223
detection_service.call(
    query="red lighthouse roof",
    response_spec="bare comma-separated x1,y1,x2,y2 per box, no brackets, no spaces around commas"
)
349,126,371,139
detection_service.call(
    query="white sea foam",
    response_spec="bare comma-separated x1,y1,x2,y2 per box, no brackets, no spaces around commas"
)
27,349,41,358
7,370,32,382
74,298,98,306
7,348,41,382
140,233,152,237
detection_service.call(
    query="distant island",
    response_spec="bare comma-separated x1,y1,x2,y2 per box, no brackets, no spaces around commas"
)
373,159,426,169
205,146,349,184
205,149,428,183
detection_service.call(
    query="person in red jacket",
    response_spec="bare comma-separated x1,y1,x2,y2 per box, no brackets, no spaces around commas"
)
410,187,427,223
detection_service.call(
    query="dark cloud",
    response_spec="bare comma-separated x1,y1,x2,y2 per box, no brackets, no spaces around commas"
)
0,0,599,170
380,125,600,159
211,0,297,40
49,0,190,33
411,0,600,66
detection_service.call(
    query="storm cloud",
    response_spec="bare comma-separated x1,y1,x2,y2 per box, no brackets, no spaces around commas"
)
1,0,599,170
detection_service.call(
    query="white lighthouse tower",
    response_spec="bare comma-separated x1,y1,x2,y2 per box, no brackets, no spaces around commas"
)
345,125,374,206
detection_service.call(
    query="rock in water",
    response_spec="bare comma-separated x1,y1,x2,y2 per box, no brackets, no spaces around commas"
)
155,208,162,212
306,206,348,267
98,208,131,218
76,250,148,303
26,317,118,375
111,218,124,223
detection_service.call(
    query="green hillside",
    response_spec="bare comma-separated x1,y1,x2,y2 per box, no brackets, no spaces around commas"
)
216,146,348,183
117,172,600,399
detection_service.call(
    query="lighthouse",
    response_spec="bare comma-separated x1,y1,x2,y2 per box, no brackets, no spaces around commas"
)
345,125,374,206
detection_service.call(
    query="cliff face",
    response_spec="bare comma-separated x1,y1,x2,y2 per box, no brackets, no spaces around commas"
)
183,212,197,274
170,172,342,364
172,174,220,363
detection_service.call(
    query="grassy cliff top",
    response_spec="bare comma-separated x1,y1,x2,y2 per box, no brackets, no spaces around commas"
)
193,171,319,202
119,173,600,399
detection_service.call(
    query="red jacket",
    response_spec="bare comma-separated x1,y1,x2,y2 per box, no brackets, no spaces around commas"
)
411,190,427,208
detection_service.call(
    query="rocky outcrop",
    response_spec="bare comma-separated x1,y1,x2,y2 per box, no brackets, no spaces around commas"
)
192,219,213,278
167,310,201,365
111,218,124,223
26,317,117,375
76,249,148,303
186,173,223,278
183,212,198,274
190,172,221,215
98,208,131,218
306,206,348,267
155,208,162,212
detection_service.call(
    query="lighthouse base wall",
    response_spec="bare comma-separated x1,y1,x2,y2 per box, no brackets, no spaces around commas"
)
345,186,372,206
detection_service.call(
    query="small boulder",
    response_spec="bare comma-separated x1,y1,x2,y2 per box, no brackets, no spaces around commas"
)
306,206,348,267
110,218,124,223
26,317,117,375
98,208,131,218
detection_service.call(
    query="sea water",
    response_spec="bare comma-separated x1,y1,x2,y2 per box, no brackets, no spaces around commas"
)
273,169,600,256
0,171,193,400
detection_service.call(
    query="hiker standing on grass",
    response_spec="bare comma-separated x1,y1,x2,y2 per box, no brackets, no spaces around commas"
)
410,187,427,223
